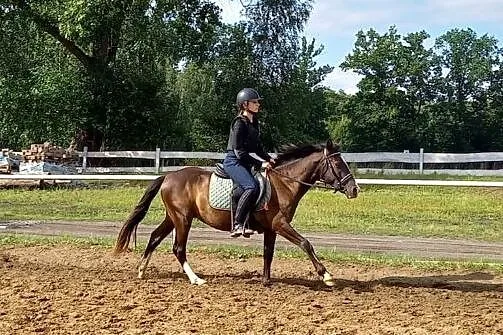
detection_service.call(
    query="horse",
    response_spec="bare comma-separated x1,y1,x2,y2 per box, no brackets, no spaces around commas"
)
114,139,359,287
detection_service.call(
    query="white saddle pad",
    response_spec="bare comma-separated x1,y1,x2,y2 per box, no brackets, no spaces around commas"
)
208,172,271,211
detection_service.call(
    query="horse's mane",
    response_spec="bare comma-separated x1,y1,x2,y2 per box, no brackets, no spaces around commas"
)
274,142,340,166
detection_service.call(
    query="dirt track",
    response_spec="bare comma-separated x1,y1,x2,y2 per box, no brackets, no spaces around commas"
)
1,220,503,334
2,220,503,261
1,245,503,335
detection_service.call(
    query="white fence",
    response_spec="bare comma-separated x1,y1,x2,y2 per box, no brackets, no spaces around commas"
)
78,147,503,176
1,148,503,187
1,174,503,187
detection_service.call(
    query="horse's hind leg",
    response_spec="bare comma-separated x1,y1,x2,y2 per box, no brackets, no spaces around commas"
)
262,229,277,286
276,221,335,287
172,214,206,285
138,216,174,279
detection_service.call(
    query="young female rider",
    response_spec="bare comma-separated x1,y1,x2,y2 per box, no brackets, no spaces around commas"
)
223,88,275,237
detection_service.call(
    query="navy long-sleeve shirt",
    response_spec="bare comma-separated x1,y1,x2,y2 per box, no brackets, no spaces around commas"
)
226,114,272,168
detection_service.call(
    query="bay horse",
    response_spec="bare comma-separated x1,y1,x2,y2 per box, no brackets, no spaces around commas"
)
114,139,358,286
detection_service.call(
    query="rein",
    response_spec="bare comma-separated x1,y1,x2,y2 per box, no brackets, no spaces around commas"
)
268,168,337,190
268,151,353,192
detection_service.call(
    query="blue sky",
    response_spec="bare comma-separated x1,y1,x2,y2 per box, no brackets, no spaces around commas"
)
215,0,503,93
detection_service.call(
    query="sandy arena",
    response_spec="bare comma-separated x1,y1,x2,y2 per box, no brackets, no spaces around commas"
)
1,245,502,335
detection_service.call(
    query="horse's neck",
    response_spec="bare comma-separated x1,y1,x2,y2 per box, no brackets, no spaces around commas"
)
276,152,322,198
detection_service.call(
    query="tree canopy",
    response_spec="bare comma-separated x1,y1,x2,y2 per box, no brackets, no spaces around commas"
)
1,1,502,153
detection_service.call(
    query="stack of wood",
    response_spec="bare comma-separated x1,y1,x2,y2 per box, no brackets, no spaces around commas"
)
0,148,11,173
21,142,78,163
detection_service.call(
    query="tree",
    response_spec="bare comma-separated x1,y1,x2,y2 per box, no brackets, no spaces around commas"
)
243,0,313,84
1,0,222,148
484,54,503,150
1,0,334,151
338,26,434,151
430,28,500,151
0,7,89,148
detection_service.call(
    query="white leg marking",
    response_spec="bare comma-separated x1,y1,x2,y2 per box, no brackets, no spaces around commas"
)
323,272,335,287
183,261,206,285
138,254,152,279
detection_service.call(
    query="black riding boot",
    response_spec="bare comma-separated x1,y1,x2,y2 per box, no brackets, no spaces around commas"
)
230,186,243,233
230,188,258,238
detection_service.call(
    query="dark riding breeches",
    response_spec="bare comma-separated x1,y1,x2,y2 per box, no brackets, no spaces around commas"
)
222,154,259,226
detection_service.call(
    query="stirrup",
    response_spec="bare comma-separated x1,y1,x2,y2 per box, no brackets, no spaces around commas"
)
242,227,255,238
230,224,243,238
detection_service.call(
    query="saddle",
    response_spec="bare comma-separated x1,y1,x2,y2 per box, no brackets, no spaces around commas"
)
208,163,271,211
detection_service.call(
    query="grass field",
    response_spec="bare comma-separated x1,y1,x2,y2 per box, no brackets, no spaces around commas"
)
1,181,502,241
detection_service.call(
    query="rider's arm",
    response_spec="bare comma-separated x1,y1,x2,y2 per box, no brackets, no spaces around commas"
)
256,140,273,163
231,119,263,167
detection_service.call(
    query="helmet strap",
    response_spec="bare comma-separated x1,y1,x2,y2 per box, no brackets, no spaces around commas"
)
242,110,254,122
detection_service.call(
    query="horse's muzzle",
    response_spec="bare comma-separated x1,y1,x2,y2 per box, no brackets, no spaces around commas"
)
344,181,359,199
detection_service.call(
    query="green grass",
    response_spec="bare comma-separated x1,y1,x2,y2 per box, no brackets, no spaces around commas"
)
295,185,503,241
2,234,502,274
1,182,503,241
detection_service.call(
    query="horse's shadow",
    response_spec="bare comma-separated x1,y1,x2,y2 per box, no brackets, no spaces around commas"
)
276,271,503,293
148,268,502,293
371,272,503,293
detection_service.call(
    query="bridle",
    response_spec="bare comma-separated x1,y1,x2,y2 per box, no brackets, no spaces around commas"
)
318,150,354,193
268,150,354,193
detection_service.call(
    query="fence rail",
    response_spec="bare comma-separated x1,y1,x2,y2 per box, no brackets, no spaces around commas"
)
1,174,503,187
2,148,503,186
79,147,503,176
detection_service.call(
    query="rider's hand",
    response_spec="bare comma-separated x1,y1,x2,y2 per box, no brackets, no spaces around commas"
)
262,161,274,170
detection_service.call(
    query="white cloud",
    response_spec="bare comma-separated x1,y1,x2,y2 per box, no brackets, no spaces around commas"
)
304,0,503,92
322,68,363,94
306,0,503,37
213,0,243,23
306,0,409,37
424,0,503,23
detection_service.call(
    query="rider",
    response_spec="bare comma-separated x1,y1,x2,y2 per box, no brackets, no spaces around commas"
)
223,88,275,237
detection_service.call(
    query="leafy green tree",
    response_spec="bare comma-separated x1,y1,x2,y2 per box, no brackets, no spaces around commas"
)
0,8,89,148
485,55,503,150
264,38,332,145
0,0,336,152
238,0,332,147
324,90,353,148
243,0,313,84
1,0,222,149
338,27,433,151
429,28,501,151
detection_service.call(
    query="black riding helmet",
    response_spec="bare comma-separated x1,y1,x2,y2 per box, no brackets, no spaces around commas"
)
236,88,263,109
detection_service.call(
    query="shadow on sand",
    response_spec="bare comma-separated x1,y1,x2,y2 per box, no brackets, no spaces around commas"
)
267,271,503,293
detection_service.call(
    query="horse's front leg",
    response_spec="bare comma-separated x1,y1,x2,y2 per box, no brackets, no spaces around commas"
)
262,229,277,286
276,221,335,287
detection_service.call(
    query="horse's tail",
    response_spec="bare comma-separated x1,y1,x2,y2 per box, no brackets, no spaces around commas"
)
114,175,165,254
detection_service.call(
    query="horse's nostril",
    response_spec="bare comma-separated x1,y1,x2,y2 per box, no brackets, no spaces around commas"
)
348,186,358,198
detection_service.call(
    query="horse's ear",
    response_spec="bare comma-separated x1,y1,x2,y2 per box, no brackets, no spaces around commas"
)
326,139,333,150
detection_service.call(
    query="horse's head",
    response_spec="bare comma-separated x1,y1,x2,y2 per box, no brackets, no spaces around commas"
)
318,139,359,199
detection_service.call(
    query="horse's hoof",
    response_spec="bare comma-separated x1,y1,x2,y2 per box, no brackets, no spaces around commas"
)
192,278,207,285
323,272,335,287
324,279,335,287
262,279,272,287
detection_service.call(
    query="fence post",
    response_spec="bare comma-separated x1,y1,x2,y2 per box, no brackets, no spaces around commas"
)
419,148,424,174
82,146,88,173
155,147,161,174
